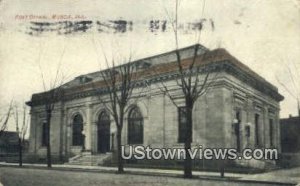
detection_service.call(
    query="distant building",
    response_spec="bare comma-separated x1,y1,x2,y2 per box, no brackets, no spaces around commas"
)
279,115,300,167
280,116,300,153
26,44,284,168
0,131,19,157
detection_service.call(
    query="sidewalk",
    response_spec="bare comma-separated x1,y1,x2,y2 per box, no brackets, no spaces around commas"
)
0,162,297,185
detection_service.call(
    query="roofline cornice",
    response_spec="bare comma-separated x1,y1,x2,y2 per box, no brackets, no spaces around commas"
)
28,60,284,106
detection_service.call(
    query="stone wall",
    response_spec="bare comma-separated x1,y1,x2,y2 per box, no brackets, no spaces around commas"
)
28,72,281,164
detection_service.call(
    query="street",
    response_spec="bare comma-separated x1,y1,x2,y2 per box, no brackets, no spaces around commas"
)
0,166,294,186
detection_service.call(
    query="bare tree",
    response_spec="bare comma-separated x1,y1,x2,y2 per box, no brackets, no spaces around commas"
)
89,36,146,173
42,86,65,168
13,103,29,166
93,58,140,173
276,59,300,118
35,45,67,168
0,101,13,137
158,0,216,178
156,45,214,179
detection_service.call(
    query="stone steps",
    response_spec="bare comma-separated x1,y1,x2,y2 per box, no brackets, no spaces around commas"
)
66,152,112,166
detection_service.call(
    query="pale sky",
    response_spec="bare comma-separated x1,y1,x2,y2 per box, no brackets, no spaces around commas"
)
0,0,299,131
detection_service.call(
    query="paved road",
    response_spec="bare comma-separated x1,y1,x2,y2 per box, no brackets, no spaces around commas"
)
0,167,294,186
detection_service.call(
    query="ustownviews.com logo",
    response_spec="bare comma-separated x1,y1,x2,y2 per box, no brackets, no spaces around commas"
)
121,145,278,160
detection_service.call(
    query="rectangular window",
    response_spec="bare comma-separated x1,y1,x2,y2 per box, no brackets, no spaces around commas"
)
178,107,187,143
42,121,47,147
269,119,274,147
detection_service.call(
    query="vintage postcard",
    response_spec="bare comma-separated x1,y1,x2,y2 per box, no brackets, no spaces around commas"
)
0,0,299,185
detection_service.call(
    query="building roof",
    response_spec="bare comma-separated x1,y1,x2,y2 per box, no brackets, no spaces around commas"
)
62,44,209,88
27,44,284,106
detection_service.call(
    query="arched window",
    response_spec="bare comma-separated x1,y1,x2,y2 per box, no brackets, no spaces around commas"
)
97,111,111,153
72,114,84,146
128,107,143,144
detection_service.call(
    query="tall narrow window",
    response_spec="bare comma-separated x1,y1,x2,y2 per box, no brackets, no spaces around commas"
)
41,121,47,147
269,119,274,147
255,114,260,147
178,107,188,143
98,111,111,153
235,111,241,152
72,114,84,146
128,107,143,144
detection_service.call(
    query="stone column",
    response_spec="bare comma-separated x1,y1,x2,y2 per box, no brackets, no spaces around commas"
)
274,110,281,152
93,119,98,153
66,112,71,157
263,106,269,148
60,106,67,160
246,98,255,149
241,108,247,149
258,107,264,149
85,104,92,151
28,111,37,155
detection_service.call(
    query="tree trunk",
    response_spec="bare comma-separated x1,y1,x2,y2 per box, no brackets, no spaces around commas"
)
116,126,124,173
297,100,300,118
220,160,225,178
184,105,193,178
19,138,22,167
46,111,52,168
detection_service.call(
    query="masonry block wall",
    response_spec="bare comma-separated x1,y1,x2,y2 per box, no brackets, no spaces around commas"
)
27,46,283,166
28,74,281,162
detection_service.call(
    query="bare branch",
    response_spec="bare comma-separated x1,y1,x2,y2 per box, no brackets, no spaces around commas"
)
175,0,179,49
37,50,47,92
0,100,13,135
14,104,19,134
286,63,300,95
21,104,26,137
22,116,29,141
276,75,297,100
175,50,188,95
195,0,206,43
52,44,67,90
151,67,180,108
91,81,114,117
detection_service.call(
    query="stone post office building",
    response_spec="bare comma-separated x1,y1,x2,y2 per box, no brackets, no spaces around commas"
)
26,44,284,166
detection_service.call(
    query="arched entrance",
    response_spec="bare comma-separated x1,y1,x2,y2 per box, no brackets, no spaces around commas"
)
97,112,110,153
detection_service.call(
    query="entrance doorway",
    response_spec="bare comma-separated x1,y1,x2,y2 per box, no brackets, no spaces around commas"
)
97,112,110,153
